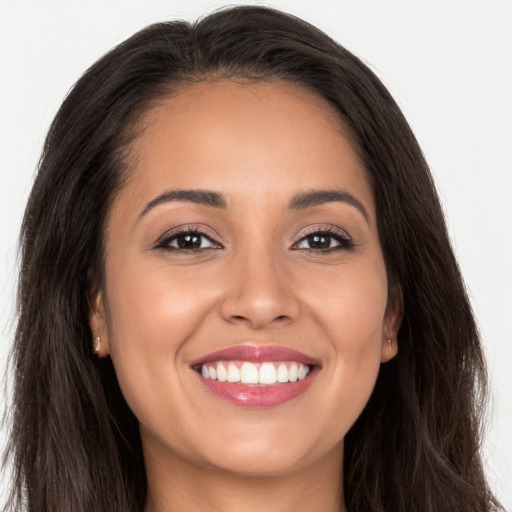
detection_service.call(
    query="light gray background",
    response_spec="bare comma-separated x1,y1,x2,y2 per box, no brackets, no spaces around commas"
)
1,0,511,508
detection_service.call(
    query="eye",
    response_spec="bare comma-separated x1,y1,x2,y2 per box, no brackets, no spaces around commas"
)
292,228,354,252
155,229,222,252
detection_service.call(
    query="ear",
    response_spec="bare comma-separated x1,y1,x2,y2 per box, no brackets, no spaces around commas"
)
381,282,403,363
89,290,110,357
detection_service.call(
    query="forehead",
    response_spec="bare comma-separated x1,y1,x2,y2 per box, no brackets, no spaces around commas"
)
117,79,374,218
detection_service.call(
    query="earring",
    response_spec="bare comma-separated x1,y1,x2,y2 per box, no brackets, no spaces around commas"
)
387,337,392,350
92,336,101,354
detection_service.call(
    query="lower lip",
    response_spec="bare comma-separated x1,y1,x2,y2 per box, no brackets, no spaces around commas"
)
196,367,318,408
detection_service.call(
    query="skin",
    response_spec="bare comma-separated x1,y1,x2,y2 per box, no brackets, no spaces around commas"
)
90,80,402,512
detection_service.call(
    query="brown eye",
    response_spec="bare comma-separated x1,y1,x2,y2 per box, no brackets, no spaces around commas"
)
304,234,334,249
293,230,354,251
174,233,204,249
157,230,221,251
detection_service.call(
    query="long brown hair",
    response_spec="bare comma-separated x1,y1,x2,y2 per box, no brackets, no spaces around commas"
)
4,6,502,512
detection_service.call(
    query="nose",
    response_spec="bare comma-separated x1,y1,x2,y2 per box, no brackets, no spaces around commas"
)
219,248,300,329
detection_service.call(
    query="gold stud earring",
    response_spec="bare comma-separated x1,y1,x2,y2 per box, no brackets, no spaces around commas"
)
92,336,101,354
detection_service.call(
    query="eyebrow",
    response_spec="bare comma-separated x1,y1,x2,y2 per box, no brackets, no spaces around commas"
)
138,189,227,220
138,187,369,223
288,189,369,223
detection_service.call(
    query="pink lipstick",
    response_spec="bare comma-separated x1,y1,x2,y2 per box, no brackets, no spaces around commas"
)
191,345,320,408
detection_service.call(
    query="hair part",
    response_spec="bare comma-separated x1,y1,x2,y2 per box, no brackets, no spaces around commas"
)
4,6,502,512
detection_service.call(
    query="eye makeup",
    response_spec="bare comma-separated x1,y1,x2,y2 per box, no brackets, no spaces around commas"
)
291,225,355,252
152,223,356,255
153,225,223,253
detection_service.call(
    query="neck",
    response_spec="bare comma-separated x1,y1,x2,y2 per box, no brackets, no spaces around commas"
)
143,442,345,512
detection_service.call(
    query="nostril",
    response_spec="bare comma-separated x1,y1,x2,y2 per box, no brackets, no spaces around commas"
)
220,291,300,328
230,314,291,325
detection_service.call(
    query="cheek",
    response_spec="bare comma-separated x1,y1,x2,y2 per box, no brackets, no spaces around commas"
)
102,257,218,418
299,259,388,415
302,257,388,343
105,256,217,347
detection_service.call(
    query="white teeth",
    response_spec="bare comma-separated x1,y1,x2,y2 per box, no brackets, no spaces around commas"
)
216,362,227,382
259,363,277,384
289,363,298,382
200,361,311,385
277,363,289,383
240,362,259,384
227,363,241,382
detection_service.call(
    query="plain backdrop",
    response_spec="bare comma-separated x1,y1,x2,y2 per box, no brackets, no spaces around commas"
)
1,0,511,508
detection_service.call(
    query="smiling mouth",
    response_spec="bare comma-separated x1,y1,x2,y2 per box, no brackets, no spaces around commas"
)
195,360,312,385
191,345,320,407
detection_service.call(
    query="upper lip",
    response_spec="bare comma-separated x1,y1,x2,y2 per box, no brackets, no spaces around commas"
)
190,344,320,367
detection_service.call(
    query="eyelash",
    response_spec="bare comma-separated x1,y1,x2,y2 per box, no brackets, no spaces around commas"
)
154,226,222,253
291,227,355,252
154,226,354,253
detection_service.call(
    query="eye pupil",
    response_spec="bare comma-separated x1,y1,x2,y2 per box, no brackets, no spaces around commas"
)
308,234,330,249
177,234,202,249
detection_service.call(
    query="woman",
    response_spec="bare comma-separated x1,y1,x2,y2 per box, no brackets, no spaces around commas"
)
3,5,502,512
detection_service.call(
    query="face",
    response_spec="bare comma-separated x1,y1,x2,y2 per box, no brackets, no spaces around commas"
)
91,80,401,478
